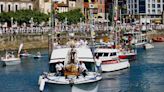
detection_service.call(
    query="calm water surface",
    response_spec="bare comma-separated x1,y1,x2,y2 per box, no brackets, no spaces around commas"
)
0,43,164,92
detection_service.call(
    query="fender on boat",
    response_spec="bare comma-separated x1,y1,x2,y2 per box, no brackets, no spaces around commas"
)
38,76,43,85
39,78,46,92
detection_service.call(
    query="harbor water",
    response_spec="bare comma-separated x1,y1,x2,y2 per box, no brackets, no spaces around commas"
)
0,43,164,92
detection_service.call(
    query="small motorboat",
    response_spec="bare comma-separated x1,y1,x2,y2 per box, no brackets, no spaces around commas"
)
1,43,23,66
94,48,130,72
152,37,164,42
144,43,154,50
33,52,42,59
1,52,21,66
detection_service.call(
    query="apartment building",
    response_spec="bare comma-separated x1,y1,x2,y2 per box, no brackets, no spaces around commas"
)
0,0,37,13
126,0,164,24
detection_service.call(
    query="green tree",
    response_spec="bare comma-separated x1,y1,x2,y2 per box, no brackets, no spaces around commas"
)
58,9,85,24
0,10,49,26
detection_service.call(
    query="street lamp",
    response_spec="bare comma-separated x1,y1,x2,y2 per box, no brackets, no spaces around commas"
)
11,17,13,27
30,17,34,27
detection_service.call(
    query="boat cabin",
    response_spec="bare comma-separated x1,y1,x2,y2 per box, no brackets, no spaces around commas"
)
49,47,96,76
94,48,119,61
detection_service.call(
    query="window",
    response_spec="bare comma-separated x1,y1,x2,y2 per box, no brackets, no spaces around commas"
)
8,5,11,12
135,4,137,8
157,0,160,3
29,5,32,10
110,52,117,56
148,4,150,8
152,4,155,8
152,9,155,13
0,4,3,12
148,9,150,13
103,53,109,57
157,9,161,13
139,0,146,13
97,53,103,57
157,4,160,8
15,5,18,11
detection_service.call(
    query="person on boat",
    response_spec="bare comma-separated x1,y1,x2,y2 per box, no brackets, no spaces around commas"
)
55,62,64,76
95,55,102,72
37,52,41,57
79,61,87,77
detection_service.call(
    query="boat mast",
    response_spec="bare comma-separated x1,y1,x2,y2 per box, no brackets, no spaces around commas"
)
114,0,118,48
48,0,54,60
89,1,94,47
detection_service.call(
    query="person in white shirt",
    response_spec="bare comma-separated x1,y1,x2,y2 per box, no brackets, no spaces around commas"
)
55,62,64,76
95,55,102,72
79,61,87,77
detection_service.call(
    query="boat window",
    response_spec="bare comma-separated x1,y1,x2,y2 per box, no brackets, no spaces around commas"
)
110,52,117,56
84,62,95,72
103,53,109,57
49,63,56,73
97,53,103,57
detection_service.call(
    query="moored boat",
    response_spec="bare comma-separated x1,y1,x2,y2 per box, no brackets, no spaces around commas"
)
152,37,164,42
144,43,154,49
33,52,42,59
1,54,21,66
118,50,137,60
94,48,130,72
38,42,102,92
0,43,23,66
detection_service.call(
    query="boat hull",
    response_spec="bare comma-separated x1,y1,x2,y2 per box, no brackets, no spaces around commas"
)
101,60,130,72
1,58,21,65
45,81,99,92
38,72,102,92
119,54,136,60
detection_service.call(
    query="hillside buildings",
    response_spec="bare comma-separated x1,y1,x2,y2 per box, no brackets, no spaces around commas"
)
0,0,37,13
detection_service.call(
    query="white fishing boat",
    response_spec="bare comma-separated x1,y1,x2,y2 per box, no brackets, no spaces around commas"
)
144,43,154,50
38,43,102,92
94,48,130,72
1,43,23,66
124,31,147,48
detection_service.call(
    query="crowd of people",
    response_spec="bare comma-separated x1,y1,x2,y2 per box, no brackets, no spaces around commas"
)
0,27,50,35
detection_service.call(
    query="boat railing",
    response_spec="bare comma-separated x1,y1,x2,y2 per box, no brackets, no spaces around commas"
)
53,44,89,49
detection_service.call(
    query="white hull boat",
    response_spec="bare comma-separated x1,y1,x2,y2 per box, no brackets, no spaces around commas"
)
33,55,42,59
38,79,99,92
94,48,130,72
38,43,102,92
1,57,21,66
101,59,130,72
144,43,154,49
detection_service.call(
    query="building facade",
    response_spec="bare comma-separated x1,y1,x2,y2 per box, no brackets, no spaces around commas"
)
0,0,36,13
126,0,164,24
